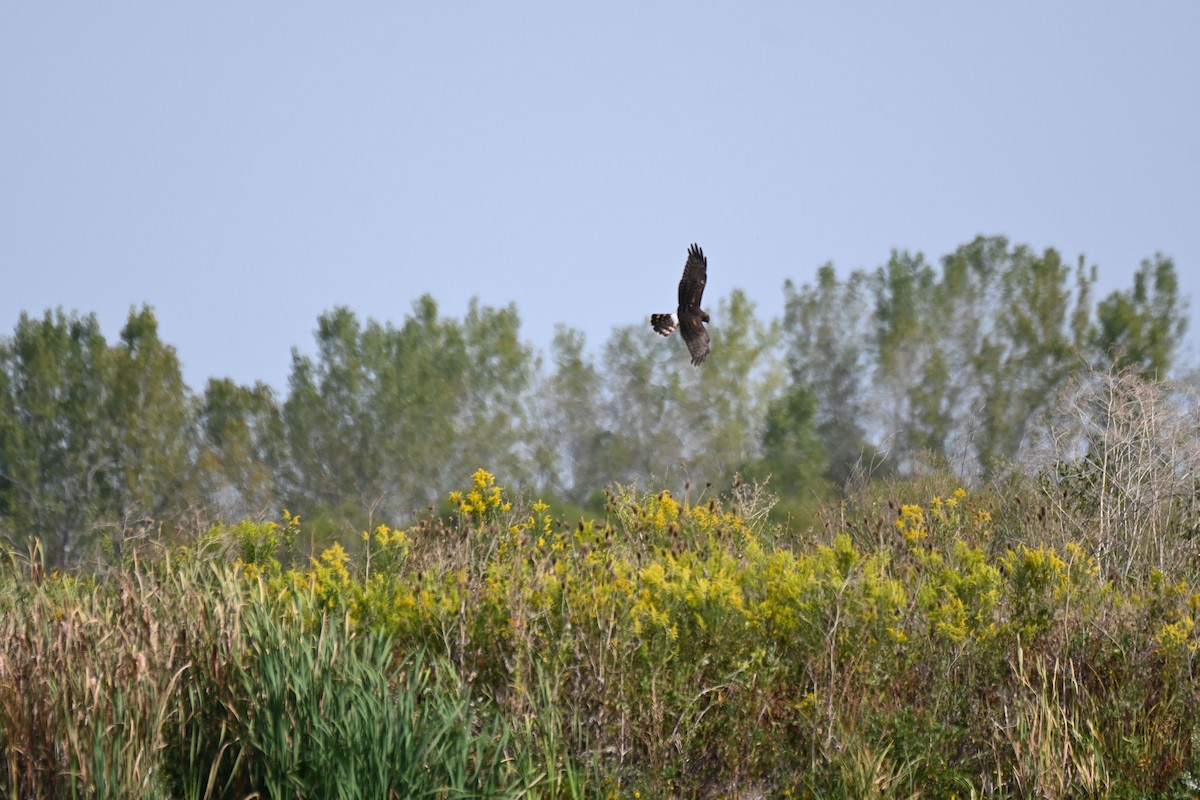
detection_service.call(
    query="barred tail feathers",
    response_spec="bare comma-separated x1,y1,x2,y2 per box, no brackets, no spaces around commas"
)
650,313,678,337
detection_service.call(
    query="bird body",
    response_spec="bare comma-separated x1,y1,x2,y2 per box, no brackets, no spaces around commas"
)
651,243,710,365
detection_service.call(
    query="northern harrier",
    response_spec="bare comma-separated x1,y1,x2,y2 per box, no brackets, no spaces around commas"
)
650,243,710,365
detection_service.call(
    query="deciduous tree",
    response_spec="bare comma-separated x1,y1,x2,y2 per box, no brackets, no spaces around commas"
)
0,310,113,564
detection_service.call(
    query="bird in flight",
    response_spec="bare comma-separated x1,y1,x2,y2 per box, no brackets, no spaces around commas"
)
651,243,710,365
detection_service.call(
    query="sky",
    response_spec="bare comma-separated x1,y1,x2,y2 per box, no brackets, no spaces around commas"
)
3,4,1198,392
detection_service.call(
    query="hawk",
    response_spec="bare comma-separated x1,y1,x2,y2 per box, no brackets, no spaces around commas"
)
651,243,710,365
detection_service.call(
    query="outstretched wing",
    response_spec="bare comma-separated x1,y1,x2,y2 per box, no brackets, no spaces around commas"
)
679,318,710,366
677,244,707,314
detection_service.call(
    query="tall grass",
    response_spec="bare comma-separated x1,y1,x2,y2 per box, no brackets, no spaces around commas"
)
0,548,189,799
0,542,594,799
233,598,517,799
4,466,1200,797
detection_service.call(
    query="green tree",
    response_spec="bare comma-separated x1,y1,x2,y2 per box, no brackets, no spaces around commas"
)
0,306,200,564
745,383,829,519
532,325,605,503
868,250,940,472
382,296,471,512
283,307,390,521
0,310,114,565
198,378,284,520
784,264,877,485
872,244,991,473
681,289,784,488
970,246,1093,477
281,297,534,531
453,299,534,485
870,238,1097,479
597,324,688,486
1092,254,1187,379
104,306,200,547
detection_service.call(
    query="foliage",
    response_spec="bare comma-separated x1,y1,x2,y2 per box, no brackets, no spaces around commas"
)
0,236,1190,563
779,236,1186,486
0,307,198,567
234,603,516,799
0,309,113,565
9,469,1200,797
105,306,200,551
531,325,606,502
1093,254,1188,379
783,263,874,486
746,382,830,523
197,377,284,521
3,235,1195,797
0,520,586,799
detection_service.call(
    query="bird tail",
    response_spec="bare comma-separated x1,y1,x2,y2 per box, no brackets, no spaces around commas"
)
650,313,678,337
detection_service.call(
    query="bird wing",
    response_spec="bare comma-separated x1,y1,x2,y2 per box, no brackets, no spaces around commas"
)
677,244,707,313
679,313,710,365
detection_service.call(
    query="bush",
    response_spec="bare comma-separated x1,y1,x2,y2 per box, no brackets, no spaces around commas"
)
4,470,1200,797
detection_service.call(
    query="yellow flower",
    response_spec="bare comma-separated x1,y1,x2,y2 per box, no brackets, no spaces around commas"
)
472,468,495,490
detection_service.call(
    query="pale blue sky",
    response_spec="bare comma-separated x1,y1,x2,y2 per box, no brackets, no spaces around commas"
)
3,4,1198,391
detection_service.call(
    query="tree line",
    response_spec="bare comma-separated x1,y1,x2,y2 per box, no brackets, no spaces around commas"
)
0,236,1187,566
